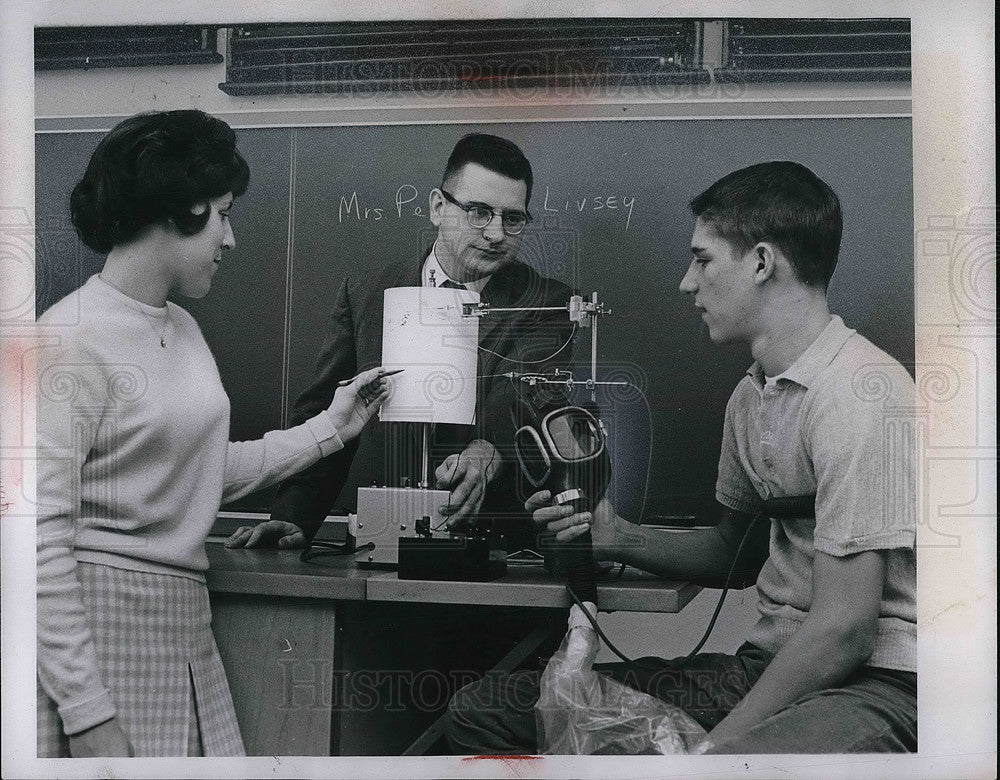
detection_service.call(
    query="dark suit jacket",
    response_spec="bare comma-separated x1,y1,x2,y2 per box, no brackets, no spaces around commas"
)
271,254,575,540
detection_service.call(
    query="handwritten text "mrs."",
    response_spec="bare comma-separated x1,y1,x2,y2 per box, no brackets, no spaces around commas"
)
337,186,430,223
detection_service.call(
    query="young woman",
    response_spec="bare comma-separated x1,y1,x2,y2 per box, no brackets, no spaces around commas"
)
35,109,388,757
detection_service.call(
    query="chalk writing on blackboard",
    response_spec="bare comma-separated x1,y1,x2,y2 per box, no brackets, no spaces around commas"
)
337,185,637,231
540,186,637,231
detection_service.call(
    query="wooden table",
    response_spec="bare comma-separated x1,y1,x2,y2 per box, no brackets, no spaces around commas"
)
366,565,700,613
205,540,699,756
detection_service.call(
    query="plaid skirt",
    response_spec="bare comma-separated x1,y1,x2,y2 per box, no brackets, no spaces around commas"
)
37,562,245,757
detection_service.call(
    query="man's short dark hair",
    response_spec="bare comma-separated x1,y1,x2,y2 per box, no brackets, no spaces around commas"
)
442,133,533,207
71,109,250,254
689,161,843,288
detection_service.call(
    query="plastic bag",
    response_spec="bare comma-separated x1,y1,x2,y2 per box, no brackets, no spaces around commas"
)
535,606,708,755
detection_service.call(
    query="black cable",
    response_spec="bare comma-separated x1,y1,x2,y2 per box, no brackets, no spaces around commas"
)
563,510,765,669
477,322,578,364
556,528,599,605
299,540,374,563
431,446,460,530
566,582,643,666
432,448,463,532
430,435,499,533
674,511,763,665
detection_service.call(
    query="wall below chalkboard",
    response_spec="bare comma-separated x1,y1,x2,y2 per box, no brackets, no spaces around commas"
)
36,117,914,519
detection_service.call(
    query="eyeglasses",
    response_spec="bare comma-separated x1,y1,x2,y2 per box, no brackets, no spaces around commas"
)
439,189,532,235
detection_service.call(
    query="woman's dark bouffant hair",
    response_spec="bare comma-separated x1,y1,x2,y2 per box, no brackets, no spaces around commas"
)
71,110,250,254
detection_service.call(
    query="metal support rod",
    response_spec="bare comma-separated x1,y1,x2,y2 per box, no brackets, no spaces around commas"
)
419,422,431,488
519,375,631,389
464,305,568,316
488,305,569,312
590,291,598,402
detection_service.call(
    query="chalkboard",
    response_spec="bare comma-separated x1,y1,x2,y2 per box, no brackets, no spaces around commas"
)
36,116,913,519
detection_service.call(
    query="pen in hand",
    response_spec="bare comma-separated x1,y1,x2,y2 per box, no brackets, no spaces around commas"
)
337,368,405,387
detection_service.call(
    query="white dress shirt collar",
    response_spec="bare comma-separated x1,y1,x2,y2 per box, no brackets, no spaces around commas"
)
423,243,491,294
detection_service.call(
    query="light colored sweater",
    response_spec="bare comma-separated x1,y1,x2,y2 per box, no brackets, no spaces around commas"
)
36,275,345,735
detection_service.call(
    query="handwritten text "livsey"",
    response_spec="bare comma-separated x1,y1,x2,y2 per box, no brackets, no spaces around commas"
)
337,186,637,230
540,187,636,231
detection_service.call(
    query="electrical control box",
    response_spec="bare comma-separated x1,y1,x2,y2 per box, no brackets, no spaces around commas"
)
352,486,452,567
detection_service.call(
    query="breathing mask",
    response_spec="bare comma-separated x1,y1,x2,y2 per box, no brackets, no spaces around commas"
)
514,405,611,513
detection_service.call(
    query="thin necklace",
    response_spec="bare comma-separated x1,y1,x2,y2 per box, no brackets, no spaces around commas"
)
99,273,169,348
141,309,169,348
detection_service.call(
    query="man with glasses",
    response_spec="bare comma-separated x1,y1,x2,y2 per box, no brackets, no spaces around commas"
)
227,133,574,550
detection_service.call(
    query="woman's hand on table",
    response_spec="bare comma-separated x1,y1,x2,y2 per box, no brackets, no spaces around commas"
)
224,520,307,549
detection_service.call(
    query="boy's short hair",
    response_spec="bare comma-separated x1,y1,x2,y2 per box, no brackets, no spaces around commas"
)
690,161,843,288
